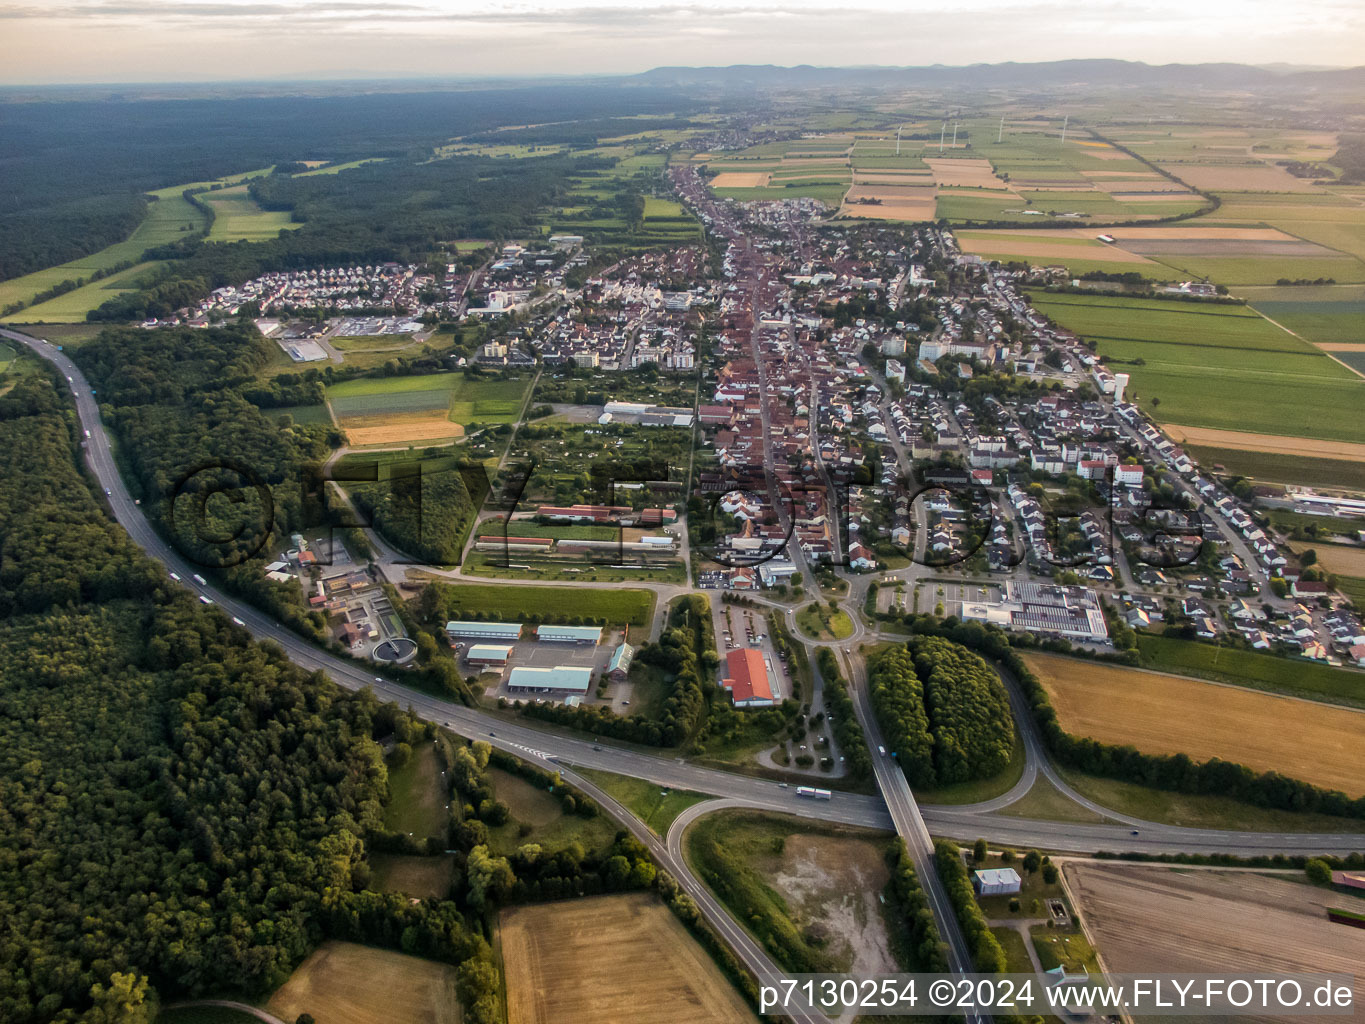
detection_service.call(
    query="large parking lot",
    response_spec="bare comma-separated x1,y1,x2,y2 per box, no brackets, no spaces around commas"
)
711,602,795,702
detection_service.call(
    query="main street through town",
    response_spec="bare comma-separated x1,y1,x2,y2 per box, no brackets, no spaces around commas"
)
8,295,1362,1024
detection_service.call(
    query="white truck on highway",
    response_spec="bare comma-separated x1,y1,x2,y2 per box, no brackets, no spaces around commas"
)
796,786,832,800
192,574,207,586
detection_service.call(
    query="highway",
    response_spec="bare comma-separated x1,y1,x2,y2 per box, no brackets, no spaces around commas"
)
9,324,1365,1024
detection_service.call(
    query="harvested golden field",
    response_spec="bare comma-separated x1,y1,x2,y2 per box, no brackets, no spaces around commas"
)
853,172,936,185
709,172,770,188
1025,652,1365,796
1318,342,1365,352
1159,162,1323,192
267,941,459,1024
1066,864,1365,1024
955,232,1153,263
342,413,464,446
925,158,1010,189
1082,170,1163,178
1164,425,1365,463
1307,543,1365,577
500,892,755,1024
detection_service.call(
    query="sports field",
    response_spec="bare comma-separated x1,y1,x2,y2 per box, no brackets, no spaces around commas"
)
431,581,655,627
500,893,755,1024
1025,652,1365,796
1032,292,1365,443
267,941,459,1024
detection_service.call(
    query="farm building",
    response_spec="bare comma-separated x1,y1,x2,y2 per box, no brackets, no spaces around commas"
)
507,666,593,697
446,620,523,641
536,624,603,645
465,644,514,667
973,868,1022,896
606,642,635,683
721,648,775,707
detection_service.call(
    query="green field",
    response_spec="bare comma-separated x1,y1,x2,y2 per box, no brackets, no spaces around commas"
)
1253,299,1365,345
794,602,854,640
383,743,449,842
327,373,531,426
202,184,301,242
9,261,169,323
1,168,270,317
294,157,388,176
0,343,15,371
259,403,333,427
1136,634,1365,707
713,183,849,208
1186,445,1365,490
432,581,655,626
1033,292,1364,442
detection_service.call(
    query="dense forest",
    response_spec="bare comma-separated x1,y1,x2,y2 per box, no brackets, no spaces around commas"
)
73,324,344,635
0,374,395,1022
869,637,1014,788
0,85,697,281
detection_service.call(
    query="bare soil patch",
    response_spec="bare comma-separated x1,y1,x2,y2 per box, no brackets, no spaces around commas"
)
500,893,755,1024
1066,863,1365,1023
1164,425,1365,463
956,234,1153,263
267,941,460,1024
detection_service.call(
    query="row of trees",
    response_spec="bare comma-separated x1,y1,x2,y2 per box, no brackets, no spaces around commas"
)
885,841,949,972
933,841,1009,974
815,648,873,780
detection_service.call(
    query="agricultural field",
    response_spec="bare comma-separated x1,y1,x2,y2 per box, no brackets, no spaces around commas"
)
956,229,1159,274
202,184,301,242
8,261,169,323
1066,863,1365,1024
156,1009,260,1024
499,892,755,1024
258,402,333,427
326,373,531,446
1135,634,1365,706
1031,292,1365,443
1024,651,1365,795
1184,444,1365,490
428,581,656,627
267,941,459,1024
0,168,268,317
1301,542,1365,578
294,157,389,176
685,811,901,976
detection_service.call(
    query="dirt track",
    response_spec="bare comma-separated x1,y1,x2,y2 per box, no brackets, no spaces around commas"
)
1164,425,1365,463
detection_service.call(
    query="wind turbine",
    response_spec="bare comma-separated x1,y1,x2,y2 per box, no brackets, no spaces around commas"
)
1060,114,1069,147
997,115,1005,144
896,123,903,156
951,121,958,147
939,121,946,154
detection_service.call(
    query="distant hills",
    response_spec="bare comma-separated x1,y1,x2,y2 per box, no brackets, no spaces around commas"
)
631,60,1365,93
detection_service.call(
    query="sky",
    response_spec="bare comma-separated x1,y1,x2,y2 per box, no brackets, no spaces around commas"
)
1,0,1362,85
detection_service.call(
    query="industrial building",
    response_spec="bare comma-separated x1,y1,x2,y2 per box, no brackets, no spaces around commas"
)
720,648,775,707
972,868,1022,896
536,624,603,645
506,665,593,697
465,644,514,667
960,581,1109,644
446,620,523,641
606,642,635,683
